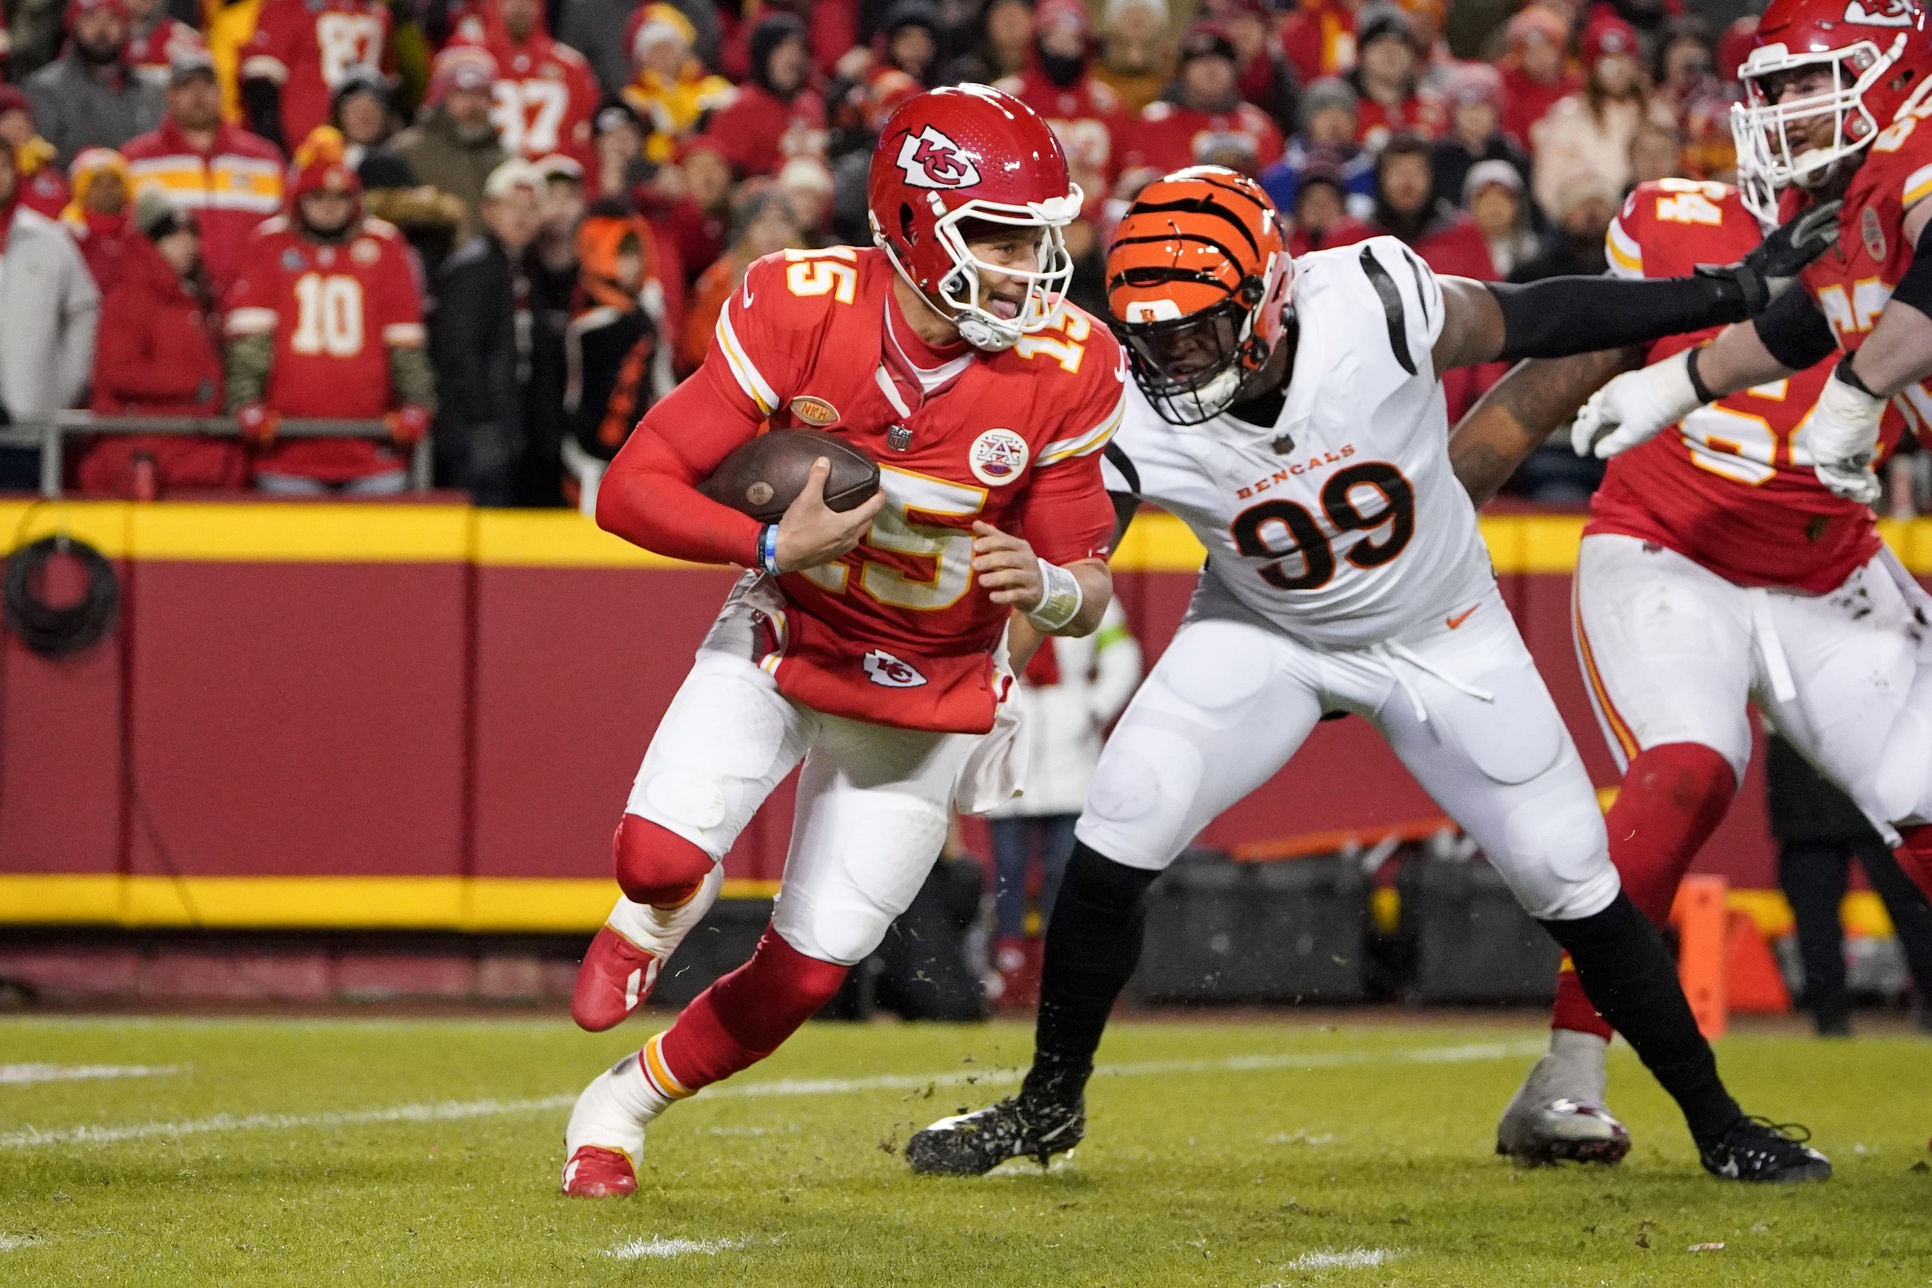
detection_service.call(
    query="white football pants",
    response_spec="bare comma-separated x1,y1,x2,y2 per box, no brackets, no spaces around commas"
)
1573,533,1932,842
624,578,978,965
1075,582,1621,921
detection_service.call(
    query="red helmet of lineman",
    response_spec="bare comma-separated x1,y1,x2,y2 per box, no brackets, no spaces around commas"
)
867,84,1082,351
1731,0,1932,221
1105,167,1294,424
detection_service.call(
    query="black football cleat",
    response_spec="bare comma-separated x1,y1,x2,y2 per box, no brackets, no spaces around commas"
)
905,1095,1084,1176
1700,1115,1832,1183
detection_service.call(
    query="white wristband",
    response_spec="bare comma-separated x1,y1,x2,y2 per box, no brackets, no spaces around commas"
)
1025,557,1082,633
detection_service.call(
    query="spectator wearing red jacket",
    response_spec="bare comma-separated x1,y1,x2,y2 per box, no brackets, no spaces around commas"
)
1367,134,1497,419
718,0,855,83
1278,0,1361,86
995,0,1130,200
1121,24,1283,181
1497,6,1578,148
61,148,136,294
0,87,72,218
1201,0,1297,135
78,191,243,497
451,0,601,172
1345,5,1444,150
122,53,285,300
696,13,827,178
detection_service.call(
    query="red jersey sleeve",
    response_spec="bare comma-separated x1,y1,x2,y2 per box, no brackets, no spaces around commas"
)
368,229,426,347
595,252,833,566
1022,318,1126,566
224,227,284,338
241,0,296,82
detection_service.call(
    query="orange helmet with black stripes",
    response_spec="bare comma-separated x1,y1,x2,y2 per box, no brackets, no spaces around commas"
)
1105,166,1293,424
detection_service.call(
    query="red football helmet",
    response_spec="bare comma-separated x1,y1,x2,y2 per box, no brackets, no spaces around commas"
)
1731,0,1932,222
1105,167,1293,425
867,84,1082,350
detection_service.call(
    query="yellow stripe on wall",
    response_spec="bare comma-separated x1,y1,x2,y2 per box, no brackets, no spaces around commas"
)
0,874,781,932
3,500,1931,576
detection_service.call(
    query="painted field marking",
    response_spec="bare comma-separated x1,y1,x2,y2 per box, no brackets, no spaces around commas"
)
0,1039,1544,1151
1276,1247,1402,1272
605,1235,768,1260
0,1064,182,1086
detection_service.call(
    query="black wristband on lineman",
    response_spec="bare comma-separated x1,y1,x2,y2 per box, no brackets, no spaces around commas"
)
1684,346,1716,403
1489,274,1749,363
1834,351,1881,397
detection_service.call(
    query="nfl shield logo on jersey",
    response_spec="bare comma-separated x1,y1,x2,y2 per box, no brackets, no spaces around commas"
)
863,649,928,688
895,126,981,189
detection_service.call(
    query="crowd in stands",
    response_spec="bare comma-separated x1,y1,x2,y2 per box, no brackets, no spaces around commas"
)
0,0,1762,504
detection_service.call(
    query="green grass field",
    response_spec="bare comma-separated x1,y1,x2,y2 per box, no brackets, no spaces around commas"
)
0,1013,1926,1286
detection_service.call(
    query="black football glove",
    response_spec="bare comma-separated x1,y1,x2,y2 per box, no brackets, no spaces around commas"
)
1696,199,1842,314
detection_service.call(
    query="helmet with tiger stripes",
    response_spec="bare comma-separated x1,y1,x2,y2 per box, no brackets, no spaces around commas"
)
1105,166,1294,425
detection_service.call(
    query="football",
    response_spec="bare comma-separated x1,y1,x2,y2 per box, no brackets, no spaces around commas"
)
698,429,881,524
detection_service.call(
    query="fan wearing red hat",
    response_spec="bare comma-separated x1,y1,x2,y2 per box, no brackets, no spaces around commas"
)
1119,22,1283,180
240,0,391,152
1531,15,1654,219
447,0,600,173
223,127,435,494
1497,5,1581,147
394,47,511,244
0,87,72,218
994,0,1131,200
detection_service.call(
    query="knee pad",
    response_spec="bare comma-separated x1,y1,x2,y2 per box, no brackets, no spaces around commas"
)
1496,789,1618,921
1875,708,1932,824
1079,727,1202,870
613,813,716,907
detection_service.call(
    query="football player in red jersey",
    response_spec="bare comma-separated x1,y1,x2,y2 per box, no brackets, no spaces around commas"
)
559,85,1126,1198
1452,176,1930,1165
448,0,598,173
224,127,435,493
240,0,390,152
1562,0,1932,904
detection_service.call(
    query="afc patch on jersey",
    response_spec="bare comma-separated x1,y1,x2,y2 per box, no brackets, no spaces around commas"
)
969,427,1029,485
863,649,928,688
896,126,981,189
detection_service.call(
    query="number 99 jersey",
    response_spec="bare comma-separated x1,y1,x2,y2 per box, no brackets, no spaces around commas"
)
1102,237,1495,648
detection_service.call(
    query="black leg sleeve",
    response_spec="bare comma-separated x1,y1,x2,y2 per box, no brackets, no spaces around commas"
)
1539,890,1742,1147
1021,841,1160,1107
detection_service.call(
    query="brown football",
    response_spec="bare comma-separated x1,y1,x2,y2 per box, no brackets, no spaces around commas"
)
698,429,881,524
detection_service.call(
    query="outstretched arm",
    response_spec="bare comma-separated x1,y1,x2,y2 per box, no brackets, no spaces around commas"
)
1429,200,1841,374
1448,347,1643,506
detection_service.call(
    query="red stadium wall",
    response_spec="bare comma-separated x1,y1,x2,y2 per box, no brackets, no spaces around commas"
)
3,500,1921,933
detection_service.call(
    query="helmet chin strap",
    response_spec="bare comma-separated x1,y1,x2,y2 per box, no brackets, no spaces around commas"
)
955,311,1019,351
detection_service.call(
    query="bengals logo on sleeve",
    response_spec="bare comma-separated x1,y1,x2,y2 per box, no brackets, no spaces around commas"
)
895,126,981,189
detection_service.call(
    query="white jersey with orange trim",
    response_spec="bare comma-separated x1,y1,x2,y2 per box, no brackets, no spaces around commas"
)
1101,235,1494,649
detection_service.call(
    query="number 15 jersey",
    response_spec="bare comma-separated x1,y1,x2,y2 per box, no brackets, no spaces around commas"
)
1102,237,1494,648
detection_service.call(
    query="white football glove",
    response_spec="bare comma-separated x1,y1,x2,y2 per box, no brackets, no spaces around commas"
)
1805,362,1887,506
1571,349,1704,459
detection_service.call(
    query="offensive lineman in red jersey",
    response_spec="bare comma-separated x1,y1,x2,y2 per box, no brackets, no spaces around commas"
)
224,128,436,493
240,0,389,152
1563,0,1932,905
1450,176,1929,1164
559,85,1124,1198
449,0,599,173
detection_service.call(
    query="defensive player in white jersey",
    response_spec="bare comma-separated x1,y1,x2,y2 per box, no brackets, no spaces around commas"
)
904,167,1839,1183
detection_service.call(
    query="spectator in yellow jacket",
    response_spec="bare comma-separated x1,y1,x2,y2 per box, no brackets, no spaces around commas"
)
621,4,733,165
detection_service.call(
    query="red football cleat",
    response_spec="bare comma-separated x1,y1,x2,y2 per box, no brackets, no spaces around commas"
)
571,926,660,1032
562,1145,637,1198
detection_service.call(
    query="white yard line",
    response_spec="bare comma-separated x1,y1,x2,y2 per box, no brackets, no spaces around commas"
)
605,1235,768,1260
0,1039,1543,1151
1277,1247,1403,1272
0,1064,183,1086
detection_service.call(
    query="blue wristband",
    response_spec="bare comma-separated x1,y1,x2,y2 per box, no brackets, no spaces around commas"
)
759,524,781,577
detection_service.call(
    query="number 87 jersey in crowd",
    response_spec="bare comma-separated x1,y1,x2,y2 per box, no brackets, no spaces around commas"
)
1105,234,1493,649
